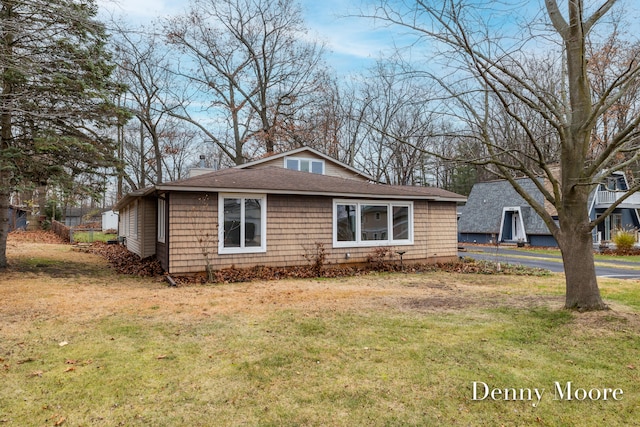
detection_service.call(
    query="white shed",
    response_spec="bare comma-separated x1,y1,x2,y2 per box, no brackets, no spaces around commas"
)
101,210,119,231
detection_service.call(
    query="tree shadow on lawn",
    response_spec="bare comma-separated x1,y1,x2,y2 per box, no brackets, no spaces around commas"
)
11,258,110,278
6,247,113,279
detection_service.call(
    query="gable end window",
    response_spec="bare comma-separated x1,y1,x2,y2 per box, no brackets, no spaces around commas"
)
285,157,324,174
218,193,267,254
333,200,413,247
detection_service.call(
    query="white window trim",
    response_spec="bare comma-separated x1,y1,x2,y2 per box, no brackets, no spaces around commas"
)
333,199,414,248
284,156,325,174
157,198,166,243
218,193,267,254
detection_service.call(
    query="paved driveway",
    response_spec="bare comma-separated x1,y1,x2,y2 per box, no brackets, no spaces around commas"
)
459,245,640,280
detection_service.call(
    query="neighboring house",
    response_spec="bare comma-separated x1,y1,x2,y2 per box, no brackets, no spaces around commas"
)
114,147,466,275
65,207,110,227
590,172,640,244
458,171,640,247
64,207,85,227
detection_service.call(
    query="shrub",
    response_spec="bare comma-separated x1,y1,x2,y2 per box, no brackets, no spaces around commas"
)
302,242,327,275
612,228,637,254
366,246,396,271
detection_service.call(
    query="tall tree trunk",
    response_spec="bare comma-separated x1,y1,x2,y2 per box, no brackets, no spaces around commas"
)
0,82,11,267
117,96,124,200
139,122,145,188
153,133,162,184
553,0,608,310
556,183,607,310
0,76,10,268
0,165,9,268
0,0,14,268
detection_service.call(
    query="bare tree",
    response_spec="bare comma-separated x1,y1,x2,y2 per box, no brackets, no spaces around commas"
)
164,0,327,165
343,60,439,184
366,0,640,310
110,23,205,192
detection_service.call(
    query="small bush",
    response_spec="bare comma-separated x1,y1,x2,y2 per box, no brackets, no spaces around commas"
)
302,242,327,275
366,246,396,270
612,228,637,254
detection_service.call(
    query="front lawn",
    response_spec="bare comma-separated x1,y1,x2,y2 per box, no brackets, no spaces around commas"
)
1,239,638,426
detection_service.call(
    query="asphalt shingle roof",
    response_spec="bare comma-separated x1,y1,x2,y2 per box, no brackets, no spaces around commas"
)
158,166,466,201
458,178,552,235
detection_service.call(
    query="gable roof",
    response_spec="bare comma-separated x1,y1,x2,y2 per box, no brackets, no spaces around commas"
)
115,166,465,210
163,166,464,200
458,178,552,235
235,147,375,181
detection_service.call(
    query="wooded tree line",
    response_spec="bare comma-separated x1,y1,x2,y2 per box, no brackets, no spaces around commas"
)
111,0,640,200
2,0,640,311
110,0,491,196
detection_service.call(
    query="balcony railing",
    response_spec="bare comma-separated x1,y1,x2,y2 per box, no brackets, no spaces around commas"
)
595,190,640,207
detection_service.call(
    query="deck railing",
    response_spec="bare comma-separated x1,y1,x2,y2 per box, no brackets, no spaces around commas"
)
595,190,640,206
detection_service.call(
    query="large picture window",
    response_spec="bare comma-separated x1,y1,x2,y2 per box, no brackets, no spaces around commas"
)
333,200,413,247
218,194,267,254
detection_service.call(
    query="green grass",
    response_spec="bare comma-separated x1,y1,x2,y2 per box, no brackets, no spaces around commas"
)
1,243,639,426
508,246,640,263
72,231,117,243
472,246,640,266
595,253,640,263
2,303,639,425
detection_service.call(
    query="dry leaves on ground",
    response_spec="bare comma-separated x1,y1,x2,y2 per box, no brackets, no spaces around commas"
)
8,230,68,244
89,242,164,277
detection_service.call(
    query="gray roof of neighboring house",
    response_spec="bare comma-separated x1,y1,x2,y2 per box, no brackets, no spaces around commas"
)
115,166,465,210
458,178,552,235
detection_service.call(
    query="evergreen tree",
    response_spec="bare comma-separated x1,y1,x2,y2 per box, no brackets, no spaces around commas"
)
0,0,122,268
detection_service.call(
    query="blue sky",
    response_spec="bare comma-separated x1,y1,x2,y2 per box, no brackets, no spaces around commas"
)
97,0,395,77
98,0,640,80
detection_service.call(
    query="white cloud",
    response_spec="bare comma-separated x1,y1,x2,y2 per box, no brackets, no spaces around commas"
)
97,0,184,21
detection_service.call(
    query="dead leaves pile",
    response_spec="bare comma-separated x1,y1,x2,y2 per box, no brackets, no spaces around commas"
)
8,230,68,244
170,258,549,285
89,242,164,277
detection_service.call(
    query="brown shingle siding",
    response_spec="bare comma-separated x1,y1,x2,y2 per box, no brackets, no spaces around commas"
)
165,193,458,274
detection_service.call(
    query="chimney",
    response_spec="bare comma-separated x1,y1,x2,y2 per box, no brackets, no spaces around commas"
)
189,154,216,178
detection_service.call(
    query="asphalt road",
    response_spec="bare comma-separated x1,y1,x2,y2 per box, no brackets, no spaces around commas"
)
459,245,640,280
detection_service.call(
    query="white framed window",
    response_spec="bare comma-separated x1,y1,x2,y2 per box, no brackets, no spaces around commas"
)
284,157,324,174
218,193,267,254
157,198,166,243
333,199,413,247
